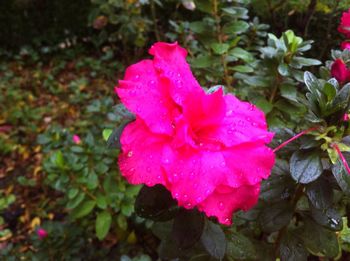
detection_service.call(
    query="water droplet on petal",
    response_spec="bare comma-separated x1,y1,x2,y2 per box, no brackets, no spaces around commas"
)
184,194,188,200
157,175,162,180
127,151,133,157
135,75,140,80
252,122,257,127
224,218,230,224
130,168,135,172
177,73,181,77
218,202,225,210
196,197,202,203
227,110,233,116
186,202,192,208
174,192,179,198
164,158,170,164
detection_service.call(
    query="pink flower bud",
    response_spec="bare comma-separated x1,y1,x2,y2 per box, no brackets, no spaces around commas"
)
344,114,349,121
37,228,48,239
72,134,81,144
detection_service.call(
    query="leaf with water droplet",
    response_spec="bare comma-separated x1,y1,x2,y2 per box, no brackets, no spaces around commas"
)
200,220,226,260
310,206,343,231
299,218,339,258
290,150,323,184
332,153,350,195
226,233,256,260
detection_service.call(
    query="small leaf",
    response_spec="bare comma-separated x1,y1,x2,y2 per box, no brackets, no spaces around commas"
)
102,129,113,141
96,211,112,240
200,220,226,259
290,150,323,184
71,200,96,219
211,43,230,55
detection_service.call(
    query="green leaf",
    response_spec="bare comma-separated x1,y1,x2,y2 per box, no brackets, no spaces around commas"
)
102,129,113,141
306,178,333,209
231,65,254,73
322,82,337,102
171,209,204,250
96,194,108,209
292,57,321,66
229,47,254,62
211,43,230,55
189,21,207,34
278,63,289,76
310,206,343,231
191,55,216,68
66,191,85,209
259,201,293,232
71,200,96,219
290,150,323,184
280,230,307,261
222,21,249,34
331,153,350,195
135,185,178,221
200,220,226,259
300,219,339,257
51,151,64,168
117,214,127,230
226,233,257,260
107,118,135,149
96,211,112,240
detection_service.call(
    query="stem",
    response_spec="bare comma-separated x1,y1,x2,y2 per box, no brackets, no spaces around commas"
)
273,126,319,153
213,0,231,90
332,143,350,174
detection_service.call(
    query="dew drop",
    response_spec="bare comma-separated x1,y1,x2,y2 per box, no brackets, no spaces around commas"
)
252,122,257,127
186,202,192,208
130,168,135,172
196,196,202,203
224,218,230,224
174,192,179,198
227,110,233,116
249,104,255,111
157,175,162,180
177,73,181,77
164,158,170,164
218,202,225,210
127,151,133,157
184,194,188,200
135,75,140,80
149,80,155,85
246,117,251,122
189,172,195,180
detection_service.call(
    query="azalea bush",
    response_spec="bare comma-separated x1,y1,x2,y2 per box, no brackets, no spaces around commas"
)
2,0,350,260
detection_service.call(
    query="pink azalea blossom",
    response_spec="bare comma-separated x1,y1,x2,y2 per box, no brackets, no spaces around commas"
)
37,228,48,239
72,134,81,144
341,41,350,50
338,9,350,38
331,59,350,83
116,42,275,225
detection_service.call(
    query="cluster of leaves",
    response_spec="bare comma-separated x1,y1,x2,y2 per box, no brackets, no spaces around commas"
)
236,30,321,127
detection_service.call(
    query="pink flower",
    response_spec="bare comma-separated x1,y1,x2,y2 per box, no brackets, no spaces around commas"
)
331,59,350,83
72,134,81,144
338,9,350,38
116,42,275,225
341,41,350,50
37,228,48,239
344,113,349,121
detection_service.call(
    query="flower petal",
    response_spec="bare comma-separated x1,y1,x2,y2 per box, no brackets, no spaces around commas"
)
202,94,274,147
118,118,169,187
198,184,260,225
149,42,203,106
117,60,179,134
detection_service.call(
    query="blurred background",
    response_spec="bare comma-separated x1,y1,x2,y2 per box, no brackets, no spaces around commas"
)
1,0,350,260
